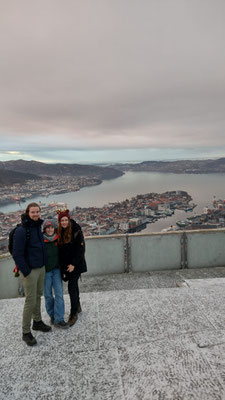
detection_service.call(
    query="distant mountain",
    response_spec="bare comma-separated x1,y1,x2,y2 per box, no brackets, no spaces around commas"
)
0,169,44,186
0,160,124,180
109,158,225,174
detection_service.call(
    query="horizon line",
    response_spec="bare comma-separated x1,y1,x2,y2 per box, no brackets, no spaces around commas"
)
0,156,225,165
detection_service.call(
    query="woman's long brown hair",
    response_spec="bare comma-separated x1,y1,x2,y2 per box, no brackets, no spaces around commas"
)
58,220,72,244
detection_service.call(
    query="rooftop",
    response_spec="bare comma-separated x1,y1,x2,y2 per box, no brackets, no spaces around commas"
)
2,268,225,399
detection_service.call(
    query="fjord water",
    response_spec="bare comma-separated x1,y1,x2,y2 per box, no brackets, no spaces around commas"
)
1,172,225,232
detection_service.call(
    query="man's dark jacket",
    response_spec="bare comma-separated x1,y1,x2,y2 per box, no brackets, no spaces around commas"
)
12,214,46,277
58,219,87,280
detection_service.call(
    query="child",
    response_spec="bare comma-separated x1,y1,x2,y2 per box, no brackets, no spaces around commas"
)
43,217,68,329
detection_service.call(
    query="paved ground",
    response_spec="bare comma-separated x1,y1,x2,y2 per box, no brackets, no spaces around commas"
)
2,267,225,399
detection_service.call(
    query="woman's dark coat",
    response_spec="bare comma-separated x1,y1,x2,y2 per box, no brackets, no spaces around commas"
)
58,219,87,280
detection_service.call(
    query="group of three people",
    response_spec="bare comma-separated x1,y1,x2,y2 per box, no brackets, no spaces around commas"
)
12,202,87,346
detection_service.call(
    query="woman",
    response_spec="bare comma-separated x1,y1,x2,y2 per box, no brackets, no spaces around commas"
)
13,202,51,346
57,209,87,326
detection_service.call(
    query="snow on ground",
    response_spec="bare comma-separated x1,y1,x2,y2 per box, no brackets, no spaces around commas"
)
1,269,225,399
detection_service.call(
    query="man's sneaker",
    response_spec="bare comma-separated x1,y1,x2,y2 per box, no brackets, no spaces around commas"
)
68,313,78,327
32,320,52,332
22,332,37,346
50,316,54,325
54,320,69,329
77,304,82,313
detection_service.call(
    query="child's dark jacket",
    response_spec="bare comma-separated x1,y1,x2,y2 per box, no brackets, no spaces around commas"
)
44,234,59,273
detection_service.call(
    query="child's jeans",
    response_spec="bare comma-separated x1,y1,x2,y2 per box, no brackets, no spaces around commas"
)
44,268,65,323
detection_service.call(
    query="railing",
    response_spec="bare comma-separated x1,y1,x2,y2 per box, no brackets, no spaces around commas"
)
1,228,225,299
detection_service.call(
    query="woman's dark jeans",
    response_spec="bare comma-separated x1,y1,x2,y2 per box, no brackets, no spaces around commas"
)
68,273,80,316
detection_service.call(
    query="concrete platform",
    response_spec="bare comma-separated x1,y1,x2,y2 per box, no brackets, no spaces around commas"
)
2,268,225,399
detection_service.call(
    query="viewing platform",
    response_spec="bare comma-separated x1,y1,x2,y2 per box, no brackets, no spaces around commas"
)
2,268,225,399
1,230,225,399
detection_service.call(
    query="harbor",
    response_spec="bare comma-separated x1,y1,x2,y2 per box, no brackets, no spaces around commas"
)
0,189,198,255
175,199,225,230
2,185,225,256
2,171,225,254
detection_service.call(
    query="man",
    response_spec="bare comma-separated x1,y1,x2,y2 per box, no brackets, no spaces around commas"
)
13,202,51,346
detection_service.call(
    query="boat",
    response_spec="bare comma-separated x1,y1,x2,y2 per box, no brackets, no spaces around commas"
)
184,203,197,212
165,209,174,216
176,220,190,228
127,219,147,233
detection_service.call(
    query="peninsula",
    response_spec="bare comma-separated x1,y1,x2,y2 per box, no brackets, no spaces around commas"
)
109,157,225,174
0,159,124,187
0,159,123,205
0,190,193,255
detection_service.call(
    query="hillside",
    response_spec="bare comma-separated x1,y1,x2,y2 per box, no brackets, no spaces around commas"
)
110,158,225,174
0,169,44,186
0,160,124,180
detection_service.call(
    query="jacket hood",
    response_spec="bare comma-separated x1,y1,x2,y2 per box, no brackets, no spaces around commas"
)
70,218,81,232
21,213,43,227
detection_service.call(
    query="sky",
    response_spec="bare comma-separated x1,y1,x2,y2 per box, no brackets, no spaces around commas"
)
0,0,225,164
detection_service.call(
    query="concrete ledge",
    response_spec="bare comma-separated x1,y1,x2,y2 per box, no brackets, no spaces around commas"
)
187,230,225,268
0,255,23,299
2,229,225,298
85,235,125,275
129,233,182,271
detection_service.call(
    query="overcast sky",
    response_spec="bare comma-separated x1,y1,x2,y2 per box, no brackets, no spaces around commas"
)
0,0,225,163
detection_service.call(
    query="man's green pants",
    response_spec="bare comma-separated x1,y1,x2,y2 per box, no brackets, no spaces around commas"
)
20,267,45,334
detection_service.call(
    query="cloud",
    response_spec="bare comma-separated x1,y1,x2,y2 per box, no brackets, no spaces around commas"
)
5,151,21,155
0,0,225,161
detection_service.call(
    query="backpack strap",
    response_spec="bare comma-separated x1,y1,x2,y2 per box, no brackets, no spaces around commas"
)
18,224,30,246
